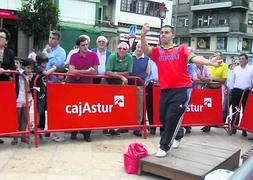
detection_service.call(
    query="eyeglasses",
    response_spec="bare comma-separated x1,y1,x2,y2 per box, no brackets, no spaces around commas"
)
98,40,106,43
118,47,127,51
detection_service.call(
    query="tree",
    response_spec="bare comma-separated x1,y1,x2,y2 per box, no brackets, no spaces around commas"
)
18,0,59,50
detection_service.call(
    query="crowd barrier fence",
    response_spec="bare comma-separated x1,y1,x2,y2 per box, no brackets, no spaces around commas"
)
0,70,31,140
150,82,230,131
33,73,147,147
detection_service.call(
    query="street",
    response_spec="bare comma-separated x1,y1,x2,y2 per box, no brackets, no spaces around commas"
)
0,127,252,180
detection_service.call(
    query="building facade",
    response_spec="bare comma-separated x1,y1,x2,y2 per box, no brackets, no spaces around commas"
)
173,0,253,64
58,0,173,52
0,0,172,57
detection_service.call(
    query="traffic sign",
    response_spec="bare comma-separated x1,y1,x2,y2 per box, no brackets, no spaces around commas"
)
129,25,137,36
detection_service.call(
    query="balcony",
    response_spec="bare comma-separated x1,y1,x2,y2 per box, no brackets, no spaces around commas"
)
231,0,249,9
192,0,249,11
230,23,247,33
189,23,247,34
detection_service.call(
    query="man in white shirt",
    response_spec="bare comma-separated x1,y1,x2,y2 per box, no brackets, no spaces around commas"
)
231,53,253,136
92,36,111,84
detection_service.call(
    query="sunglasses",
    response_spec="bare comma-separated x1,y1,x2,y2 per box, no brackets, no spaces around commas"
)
118,47,127,51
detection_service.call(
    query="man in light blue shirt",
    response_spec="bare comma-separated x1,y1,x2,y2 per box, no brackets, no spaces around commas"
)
43,30,66,82
42,30,66,142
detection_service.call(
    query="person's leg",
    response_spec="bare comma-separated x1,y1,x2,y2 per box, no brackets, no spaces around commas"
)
38,111,46,130
20,107,30,143
223,91,229,124
146,83,156,135
231,88,241,133
71,131,78,139
133,86,143,137
82,131,91,142
159,89,187,153
241,90,249,137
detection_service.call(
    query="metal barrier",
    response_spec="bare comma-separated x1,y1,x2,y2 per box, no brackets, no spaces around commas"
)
150,82,229,130
33,73,147,147
0,70,31,141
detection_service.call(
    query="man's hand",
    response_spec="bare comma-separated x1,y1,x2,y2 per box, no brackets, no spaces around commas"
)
87,67,96,74
209,56,223,67
121,76,128,85
141,23,150,36
46,44,52,53
0,68,4,74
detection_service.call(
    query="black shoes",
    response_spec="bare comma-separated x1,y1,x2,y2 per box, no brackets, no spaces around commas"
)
83,136,91,142
103,130,110,136
242,131,247,137
11,138,18,145
185,127,192,134
149,128,156,135
133,130,142,137
70,134,77,140
117,129,129,133
201,126,211,133
109,129,120,136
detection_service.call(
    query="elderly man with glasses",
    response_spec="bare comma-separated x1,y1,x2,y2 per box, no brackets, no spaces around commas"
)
105,42,133,136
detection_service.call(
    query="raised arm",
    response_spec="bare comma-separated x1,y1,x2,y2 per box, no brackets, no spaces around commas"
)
141,23,152,56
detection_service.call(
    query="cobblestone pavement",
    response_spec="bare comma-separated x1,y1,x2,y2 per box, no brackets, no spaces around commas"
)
0,127,252,180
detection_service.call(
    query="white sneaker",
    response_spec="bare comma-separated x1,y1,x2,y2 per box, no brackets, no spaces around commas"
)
172,139,181,149
155,148,167,157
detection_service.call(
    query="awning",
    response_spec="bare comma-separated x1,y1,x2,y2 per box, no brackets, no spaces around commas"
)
59,21,101,34
0,9,17,20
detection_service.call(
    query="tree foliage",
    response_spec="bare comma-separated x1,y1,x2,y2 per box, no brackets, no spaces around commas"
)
18,0,59,48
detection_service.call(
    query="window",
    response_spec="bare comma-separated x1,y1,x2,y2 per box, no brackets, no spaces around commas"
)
178,17,188,27
180,37,190,46
197,37,210,49
198,16,212,27
216,37,227,50
218,18,229,25
248,15,253,27
249,19,253,27
172,17,175,27
121,0,160,17
242,38,252,52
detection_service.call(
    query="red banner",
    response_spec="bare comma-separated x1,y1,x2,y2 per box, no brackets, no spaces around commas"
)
0,81,18,134
47,83,138,130
239,94,253,132
153,88,223,126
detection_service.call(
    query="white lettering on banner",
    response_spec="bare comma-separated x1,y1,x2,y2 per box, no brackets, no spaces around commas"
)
186,97,212,112
65,95,125,116
65,102,114,116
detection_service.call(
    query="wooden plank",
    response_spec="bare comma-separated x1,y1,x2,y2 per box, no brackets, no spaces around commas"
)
139,143,240,180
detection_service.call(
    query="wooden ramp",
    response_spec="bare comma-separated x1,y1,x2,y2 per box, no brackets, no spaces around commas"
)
139,142,240,180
